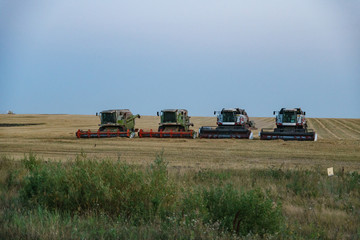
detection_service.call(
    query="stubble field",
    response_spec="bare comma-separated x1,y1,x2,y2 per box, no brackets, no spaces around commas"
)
0,114,359,171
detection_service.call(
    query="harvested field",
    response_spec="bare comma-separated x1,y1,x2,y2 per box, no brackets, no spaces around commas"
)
1,114,360,239
0,114,359,171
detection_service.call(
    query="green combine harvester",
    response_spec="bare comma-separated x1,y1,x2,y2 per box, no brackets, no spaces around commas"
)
76,109,140,138
138,109,197,138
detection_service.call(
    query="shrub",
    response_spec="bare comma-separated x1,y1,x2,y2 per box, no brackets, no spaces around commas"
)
21,153,40,171
202,185,282,236
20,153,176,222
179,187,208,225
17,153,284,237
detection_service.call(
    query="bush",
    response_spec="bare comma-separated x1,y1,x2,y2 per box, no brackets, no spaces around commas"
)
202,185,282,236
21,152,40,171
17,153,284,237
20,153,176,222
179,187,208,225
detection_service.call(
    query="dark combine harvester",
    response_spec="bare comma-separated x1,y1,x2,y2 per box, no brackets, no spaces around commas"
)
199,108,255,139
260,108,317,141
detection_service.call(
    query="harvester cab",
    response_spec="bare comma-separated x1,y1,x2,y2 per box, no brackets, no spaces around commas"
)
138,109,197,138
76,109,140,138
274,108,307,129
216,108,255,128
260,108,317,141
98,109,140,131
157,109,194,132
199,108,255,139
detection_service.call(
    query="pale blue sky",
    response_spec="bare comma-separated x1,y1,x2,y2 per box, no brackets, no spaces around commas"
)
1,1,359,118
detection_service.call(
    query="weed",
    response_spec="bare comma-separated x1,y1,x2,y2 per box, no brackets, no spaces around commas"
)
202,185,282,236
194,169,231,182
21,152,40,171
19,153,177,223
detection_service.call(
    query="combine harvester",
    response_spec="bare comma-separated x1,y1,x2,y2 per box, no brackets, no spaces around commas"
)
138,109,197,138
76,109,140,138
259,108,317,141
199,108,256,139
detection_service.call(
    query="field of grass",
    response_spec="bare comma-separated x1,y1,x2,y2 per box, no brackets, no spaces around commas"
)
1,114,360,239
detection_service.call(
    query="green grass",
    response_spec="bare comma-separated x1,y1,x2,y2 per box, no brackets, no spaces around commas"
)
1,153,359,239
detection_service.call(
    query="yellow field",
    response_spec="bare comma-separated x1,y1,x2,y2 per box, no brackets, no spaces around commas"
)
1,114,359,171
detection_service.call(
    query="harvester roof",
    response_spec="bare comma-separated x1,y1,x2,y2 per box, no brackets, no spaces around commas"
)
280,108,303,114
222,108,238,112
162,109,188,113
221,108,246,114
101,109,132,114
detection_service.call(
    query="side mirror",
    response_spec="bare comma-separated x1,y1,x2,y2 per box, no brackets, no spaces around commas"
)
157,112,159,116
273,111,275,115
96,112,98,116
304,112,306,115
213,111,216,115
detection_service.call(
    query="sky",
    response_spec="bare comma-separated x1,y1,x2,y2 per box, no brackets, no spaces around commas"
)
0,0,359,118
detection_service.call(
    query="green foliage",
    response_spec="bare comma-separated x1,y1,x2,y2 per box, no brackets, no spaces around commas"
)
178,185,283,237
3,153,359,239
0,156,24,192
345,171,360,194
193,169,231,182
17,153,284,237
21,152,40,171
250,166,286,181
5,170,21,190
179,187,208,224
285,169,320,198
20,153,176,222
202,185,282,236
